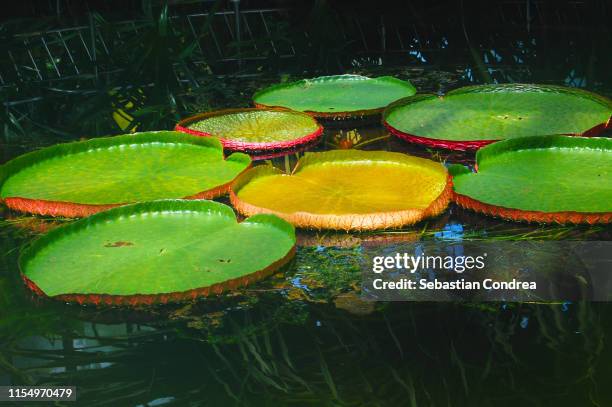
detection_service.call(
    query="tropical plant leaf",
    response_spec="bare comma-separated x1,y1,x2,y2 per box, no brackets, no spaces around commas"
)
383,84,612,151
19,200,296,306
253,75,416,119
230,150,451,231
0,132,251,217
175,108,323,151
452,135,612,224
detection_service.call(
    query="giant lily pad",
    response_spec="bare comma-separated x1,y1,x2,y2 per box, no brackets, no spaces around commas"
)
230,150,451,230
0,132,251,217
383,84,612,151
19,200,296,306
451,135,612,224
175,108,323,151
253,75,416,120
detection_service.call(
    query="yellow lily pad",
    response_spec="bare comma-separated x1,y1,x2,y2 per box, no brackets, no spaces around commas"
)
230,150,451,230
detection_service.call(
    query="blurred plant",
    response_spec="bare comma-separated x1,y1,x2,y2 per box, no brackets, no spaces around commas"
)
327,129,389,150
332,129,362,149
1,107,26,142
1,1,237,142
71,4,205,134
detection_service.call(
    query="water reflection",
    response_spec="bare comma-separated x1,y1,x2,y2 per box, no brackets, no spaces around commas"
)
1,65,611,405
245,139,324,162
1,289,609,405
2,226,611,405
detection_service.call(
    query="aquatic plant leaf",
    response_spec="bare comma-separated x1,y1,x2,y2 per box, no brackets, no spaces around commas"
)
0,132,251,217
383,84,612,150
19,200,296,305
175,108,323,151
452,135,612,224
230,150,451,230
253,75,416,119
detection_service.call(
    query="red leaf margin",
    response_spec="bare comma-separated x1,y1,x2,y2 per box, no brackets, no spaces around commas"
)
254,101,386,121
18,200,297,306
384,119,611,152
175,107,324,151
230,162,453,232
21,245,296,307
1,132,252,218
2,172,250,218
449,134,612,224
453,191,612,224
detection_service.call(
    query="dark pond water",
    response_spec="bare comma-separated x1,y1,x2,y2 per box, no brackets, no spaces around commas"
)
1,59,612,406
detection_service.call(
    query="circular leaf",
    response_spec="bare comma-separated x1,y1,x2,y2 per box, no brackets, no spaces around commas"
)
383,84,612,151
175,108,323,151
230,150,451,230
19,200,296,306
452,135,612,224
0,132,251,217
253,75,416,119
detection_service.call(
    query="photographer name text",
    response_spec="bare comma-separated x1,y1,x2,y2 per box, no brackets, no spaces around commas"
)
370,253,536,291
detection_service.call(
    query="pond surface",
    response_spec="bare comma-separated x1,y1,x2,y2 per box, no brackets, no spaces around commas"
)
1,63,611,406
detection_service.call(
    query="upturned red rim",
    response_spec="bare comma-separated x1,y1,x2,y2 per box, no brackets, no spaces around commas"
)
253,101,385,120
2,165,251,218
18,200,297,306
230,174,453,231
453,191,612,224
383,111,611,152
21,245,295,306
383,121,494,151
175,107,324,151
449,134,612,224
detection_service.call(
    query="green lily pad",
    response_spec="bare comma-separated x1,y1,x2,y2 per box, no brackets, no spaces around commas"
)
0,132,251,217
452,135,612,224
384,84,612,150
20,200,296,305
253,75,416,119
175,108,323,151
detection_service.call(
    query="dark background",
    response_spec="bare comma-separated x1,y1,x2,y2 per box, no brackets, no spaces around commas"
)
2,0,611,143
1,3,612,407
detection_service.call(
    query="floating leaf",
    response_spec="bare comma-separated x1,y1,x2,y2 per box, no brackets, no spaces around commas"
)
452,135,612,224
253,75,416,120
383,84,612,151
230,150,451,230
0,132,251,217
20,200,296,306
175,108,323,151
